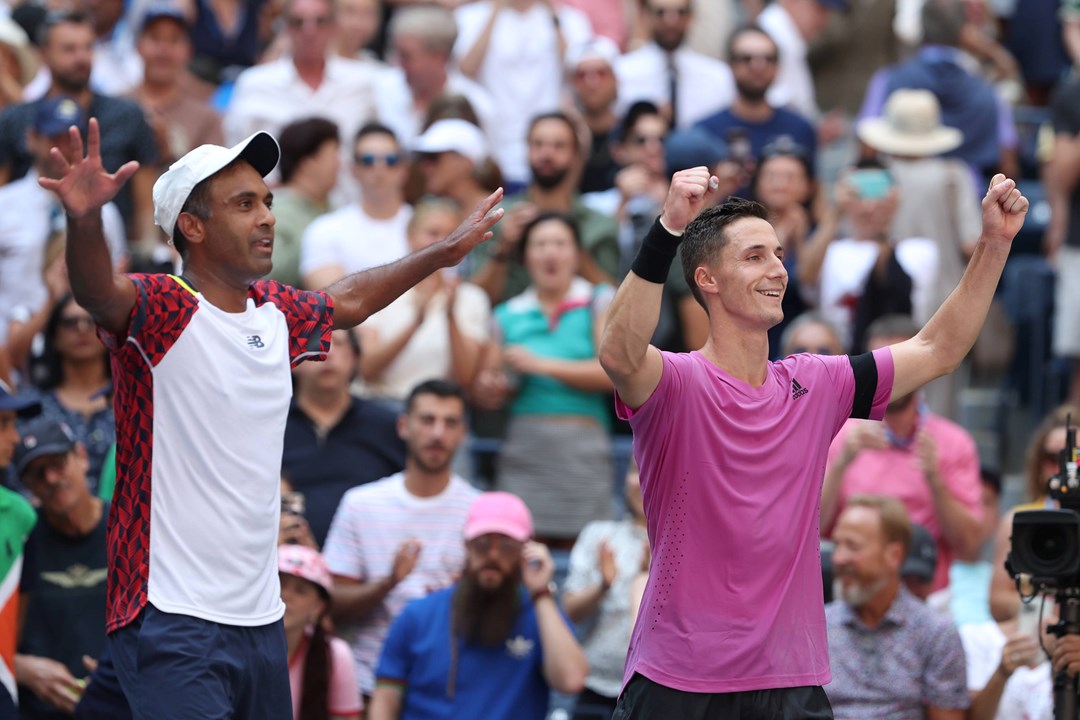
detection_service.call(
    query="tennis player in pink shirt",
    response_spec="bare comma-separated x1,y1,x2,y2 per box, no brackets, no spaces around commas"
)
598,167,1029,718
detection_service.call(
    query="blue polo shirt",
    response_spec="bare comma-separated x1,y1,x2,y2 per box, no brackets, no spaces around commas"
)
376,586,556,720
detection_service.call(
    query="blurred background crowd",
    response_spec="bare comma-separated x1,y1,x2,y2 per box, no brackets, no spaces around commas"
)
1,0,1079,717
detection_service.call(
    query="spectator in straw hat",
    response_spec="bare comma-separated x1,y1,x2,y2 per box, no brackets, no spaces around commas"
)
0,15,38,109
857,88,983,418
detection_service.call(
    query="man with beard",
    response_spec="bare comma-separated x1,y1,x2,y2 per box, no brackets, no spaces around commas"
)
368,491,588,720
821,315,984,595
613,0,734,130
825,494,968,719
323,380,480,704
696,25,817,181
0,10,157,241
469,111,619,305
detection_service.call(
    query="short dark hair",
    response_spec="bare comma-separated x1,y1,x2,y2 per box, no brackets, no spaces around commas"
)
681,197,769,310
405,379,466,413
617,101,663,144
980,466,1002,496
921,0,965,47
353,122,398,152
527,111,579,151
725,24,777,62
171,174,215,257
278,117,339,184
38,9,93,47
517,211,581,263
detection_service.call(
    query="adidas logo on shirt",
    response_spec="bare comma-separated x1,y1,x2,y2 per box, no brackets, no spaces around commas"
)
792,378,808,400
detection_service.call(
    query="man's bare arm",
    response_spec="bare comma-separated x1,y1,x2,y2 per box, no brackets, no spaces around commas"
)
889,175,1028,399
38,119,138,335
328,190,503,329
598,168,716,410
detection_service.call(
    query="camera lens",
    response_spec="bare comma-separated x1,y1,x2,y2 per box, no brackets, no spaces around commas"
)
1032,526,1069,563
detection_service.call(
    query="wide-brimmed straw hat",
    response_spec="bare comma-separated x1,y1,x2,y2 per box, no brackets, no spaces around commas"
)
856,89,963,158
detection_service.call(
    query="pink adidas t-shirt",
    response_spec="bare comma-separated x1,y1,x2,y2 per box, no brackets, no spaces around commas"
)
615,348,894,694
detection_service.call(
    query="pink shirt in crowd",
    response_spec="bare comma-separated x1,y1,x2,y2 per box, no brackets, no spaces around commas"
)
288,630,363,719
825,413,983,592
615,348,894,694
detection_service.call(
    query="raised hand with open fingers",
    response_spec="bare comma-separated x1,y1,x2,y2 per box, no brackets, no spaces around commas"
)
441,187,505,265
981,173,1029,247
37,118,140,219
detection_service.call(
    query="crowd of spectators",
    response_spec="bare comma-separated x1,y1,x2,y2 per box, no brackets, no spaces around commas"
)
2,0,1080,717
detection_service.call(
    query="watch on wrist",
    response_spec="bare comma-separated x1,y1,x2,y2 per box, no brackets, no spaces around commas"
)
531,581,557,602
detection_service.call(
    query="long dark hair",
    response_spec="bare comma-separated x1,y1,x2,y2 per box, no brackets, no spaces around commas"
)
298,587,333,720
31,293,111,390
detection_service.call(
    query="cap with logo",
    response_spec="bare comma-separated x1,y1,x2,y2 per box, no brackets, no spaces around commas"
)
278,544,333,598
153,132,280,238
463,492,534,542
33,96,85,137
13,418,76,478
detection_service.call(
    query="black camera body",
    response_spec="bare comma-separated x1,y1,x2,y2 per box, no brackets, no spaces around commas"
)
1008,427,1080,590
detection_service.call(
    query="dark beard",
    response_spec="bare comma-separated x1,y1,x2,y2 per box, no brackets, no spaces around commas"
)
451,567,522,647
735,82,769,102
531,167,570,190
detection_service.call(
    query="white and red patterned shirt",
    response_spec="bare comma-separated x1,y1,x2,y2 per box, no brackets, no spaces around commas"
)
98,274,334,631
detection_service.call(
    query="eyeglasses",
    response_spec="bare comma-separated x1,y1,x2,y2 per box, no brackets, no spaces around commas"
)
58,316,96,332
286,15,332,29
731,53,778,65
355,153,400,167
468,535,522,557
649,6,691,18
22,454,69,485
628,133,665,147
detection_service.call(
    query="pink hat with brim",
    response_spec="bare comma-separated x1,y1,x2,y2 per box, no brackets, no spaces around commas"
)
464,492,533,542
278,544,333,597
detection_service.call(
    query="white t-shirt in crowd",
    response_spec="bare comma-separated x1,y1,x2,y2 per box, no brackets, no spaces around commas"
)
614,42,735,129
299,204,413,280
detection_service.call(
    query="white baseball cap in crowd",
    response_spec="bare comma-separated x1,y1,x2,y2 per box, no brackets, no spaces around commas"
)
413,119,489,167
565,35,620,73
152,131,280,238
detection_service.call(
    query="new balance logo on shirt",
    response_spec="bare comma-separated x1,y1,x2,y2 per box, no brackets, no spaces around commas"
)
792,378,808,400
246,335,265,349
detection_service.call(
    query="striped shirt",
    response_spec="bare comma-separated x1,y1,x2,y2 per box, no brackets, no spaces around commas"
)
323,473,479,695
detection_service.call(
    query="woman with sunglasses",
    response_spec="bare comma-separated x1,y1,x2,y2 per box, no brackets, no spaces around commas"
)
19,293,114,492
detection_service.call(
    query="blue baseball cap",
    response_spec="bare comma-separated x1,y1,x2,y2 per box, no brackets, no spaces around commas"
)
0,384,41,418
32,96,85,137
13,418,76,479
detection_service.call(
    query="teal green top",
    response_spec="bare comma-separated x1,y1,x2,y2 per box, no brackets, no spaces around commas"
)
0,486,36,581
267,188,329,288
98,443,116,502
495,278,612,429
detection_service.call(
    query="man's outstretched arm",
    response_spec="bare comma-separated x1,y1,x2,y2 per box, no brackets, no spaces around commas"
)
39,119,138,336
889,175,1028,399
327,189,503,329
598,168,716,410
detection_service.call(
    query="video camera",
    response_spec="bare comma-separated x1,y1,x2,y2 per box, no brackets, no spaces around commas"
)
1007,421,1080,720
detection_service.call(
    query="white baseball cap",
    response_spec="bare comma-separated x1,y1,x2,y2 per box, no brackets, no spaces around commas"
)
152,131,280,238
565,36,620,72
413,119,489,166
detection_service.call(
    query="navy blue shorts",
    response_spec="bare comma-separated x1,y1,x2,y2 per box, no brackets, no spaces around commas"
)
75,640,133,720
106,604,291,720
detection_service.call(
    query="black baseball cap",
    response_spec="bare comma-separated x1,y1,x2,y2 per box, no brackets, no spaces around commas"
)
13,418,76,479
901,524,938,583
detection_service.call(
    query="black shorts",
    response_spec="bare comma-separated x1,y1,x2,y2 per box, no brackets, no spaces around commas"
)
612,674,834,720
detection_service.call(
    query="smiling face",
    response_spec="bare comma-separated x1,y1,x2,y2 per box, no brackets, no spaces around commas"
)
522,217,579,295
183,161,276,284
831,505,904,609
700,217,787,329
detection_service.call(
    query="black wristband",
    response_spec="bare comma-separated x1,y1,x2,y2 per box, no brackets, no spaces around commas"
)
630,217,682,284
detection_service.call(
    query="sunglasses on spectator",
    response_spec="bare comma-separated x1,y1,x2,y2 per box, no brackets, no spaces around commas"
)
286,15,332,29
355,153,400,167
731,53,778,65
58,316,96,332
649,6,690,18
628,133,665,147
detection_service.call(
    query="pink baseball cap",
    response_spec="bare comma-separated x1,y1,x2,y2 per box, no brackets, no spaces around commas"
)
464,492,534,542
278,544,333,597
